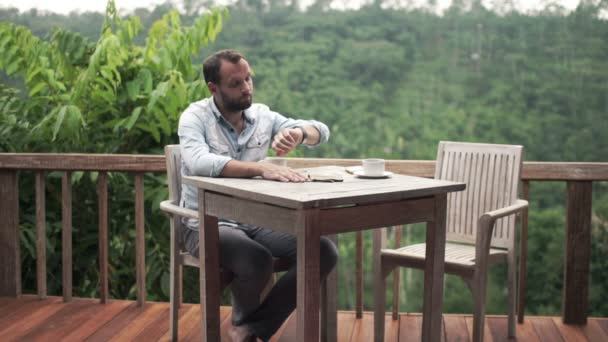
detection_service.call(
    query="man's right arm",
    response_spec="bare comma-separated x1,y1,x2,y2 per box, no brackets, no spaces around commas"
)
179,111,306,182
220,159,307,182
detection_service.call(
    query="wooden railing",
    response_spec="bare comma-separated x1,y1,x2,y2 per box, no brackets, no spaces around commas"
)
0,153,606,325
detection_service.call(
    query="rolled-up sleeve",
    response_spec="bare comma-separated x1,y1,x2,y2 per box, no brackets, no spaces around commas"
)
270,110,330,147
178,111,232,177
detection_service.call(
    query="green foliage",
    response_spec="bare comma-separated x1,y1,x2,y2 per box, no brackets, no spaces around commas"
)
1,1,227,301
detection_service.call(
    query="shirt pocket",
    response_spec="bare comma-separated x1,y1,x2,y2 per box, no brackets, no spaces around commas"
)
208,140,231,157
244,134,270,161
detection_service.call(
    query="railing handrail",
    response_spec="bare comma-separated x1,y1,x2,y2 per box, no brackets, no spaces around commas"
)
1,153,608,181
0,153,606,324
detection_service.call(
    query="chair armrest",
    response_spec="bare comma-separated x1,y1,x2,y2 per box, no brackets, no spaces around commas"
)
160,200,199,220
480,199,528,224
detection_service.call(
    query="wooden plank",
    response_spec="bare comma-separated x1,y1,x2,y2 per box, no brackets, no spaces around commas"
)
132,302,189,342
337,311,356,342
392,227,402,320
486,316,509,342
158,304,197,341
399,314,422,342
277,312,297,342
0,170,20,296
529,317,564,342
464,316,493,342
443,315,469,342
0,153,166,172
219,306,235,342
356,231,363,319
85,302,154,341
512,315,542,342
522,162,608,181
0,297,65,340
296,208,321,342
19,298,127,341
98,172,109,304
595,318,608,335
563,181,592,324
1,154,607,180
551,317,587,342
586,319,608,341
319,197,436,235
204,192,297,235
184,170,464,210
421,194,447,342
108,303,169,341
0,296,60,329
135,173,146,306
518,180,530,324
61,300,132,340
348,312,398,342
62,171,72,302
36,171,47,299
182,305,231,342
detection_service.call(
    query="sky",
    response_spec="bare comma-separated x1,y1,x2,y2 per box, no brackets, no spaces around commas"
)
0,0,584,15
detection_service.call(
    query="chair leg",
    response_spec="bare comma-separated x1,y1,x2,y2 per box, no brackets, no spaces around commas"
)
471,271,488,342
507,254,517,338
169,219,181,341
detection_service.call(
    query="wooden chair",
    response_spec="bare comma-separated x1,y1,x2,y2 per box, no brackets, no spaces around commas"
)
372,141,529,342
160,144,290,341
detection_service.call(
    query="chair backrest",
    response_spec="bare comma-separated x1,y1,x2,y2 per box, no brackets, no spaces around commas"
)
435,141,524,249
165,144,182,205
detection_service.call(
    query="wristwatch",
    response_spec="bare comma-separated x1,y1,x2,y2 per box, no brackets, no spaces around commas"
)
294,126,308,145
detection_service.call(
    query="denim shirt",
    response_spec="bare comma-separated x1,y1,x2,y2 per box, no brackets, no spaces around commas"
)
178,96,330,230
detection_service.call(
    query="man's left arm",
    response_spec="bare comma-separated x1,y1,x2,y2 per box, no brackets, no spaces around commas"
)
269,111,330,156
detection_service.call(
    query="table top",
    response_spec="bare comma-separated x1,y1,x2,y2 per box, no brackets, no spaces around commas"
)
183,165,465,209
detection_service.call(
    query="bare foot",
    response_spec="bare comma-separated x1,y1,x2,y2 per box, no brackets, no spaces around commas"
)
228,324,256,342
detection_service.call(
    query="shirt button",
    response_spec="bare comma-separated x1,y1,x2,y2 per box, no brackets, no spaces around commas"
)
237,148,241,153
230,128,234,132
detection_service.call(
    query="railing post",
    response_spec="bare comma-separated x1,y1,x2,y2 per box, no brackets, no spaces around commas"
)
563,181,592,324
62,172,73,302
355,231,363,318
0,170,21,296
135,173,146,306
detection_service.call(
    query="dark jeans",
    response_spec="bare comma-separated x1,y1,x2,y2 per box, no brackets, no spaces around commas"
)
183,223,338,341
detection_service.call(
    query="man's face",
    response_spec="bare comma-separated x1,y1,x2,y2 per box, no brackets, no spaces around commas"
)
211,59,254,113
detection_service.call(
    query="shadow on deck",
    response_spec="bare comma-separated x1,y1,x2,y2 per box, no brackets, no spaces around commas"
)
1,295,607,341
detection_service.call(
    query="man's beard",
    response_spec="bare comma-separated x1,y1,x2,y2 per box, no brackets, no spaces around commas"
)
220,90,252,112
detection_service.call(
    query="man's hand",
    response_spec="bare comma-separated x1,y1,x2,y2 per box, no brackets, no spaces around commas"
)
272,127,303,157
258,162,308,182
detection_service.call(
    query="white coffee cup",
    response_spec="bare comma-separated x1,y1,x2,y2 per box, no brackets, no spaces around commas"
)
362,158,385,177
262,157,288,167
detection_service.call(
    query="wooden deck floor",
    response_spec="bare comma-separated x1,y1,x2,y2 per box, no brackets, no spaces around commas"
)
1,295,607,341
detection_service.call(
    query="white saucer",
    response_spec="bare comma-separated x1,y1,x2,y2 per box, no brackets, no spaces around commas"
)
354,170,393,179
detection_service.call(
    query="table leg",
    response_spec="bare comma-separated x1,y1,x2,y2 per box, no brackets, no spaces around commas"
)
198,189,221,342
297,209,321,342
422,194,447,342
321,234,338,342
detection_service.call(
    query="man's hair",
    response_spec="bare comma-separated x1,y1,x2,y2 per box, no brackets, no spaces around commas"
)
202,49,246,85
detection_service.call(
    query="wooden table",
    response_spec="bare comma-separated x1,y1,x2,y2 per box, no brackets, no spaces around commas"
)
183,166,465,342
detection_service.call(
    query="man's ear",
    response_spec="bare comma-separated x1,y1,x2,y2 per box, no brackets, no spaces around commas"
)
207,82,218,94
